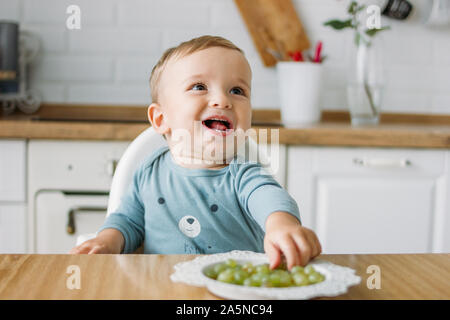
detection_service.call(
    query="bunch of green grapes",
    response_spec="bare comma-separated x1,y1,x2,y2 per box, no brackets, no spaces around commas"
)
203,259,325,287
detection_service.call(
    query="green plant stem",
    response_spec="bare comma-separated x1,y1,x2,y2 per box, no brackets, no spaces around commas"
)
363,80,377,117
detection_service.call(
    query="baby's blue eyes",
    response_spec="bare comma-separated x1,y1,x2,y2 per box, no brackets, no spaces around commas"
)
192,83,206,91
230,87,244,95
191,83,245,96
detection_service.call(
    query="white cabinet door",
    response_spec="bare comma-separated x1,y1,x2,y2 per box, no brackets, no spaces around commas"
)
0,140,26,202
35,191,108,253
287,147,448,254
0,204,26,253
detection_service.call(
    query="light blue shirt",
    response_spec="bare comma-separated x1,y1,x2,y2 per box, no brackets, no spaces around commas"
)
98,146,301,254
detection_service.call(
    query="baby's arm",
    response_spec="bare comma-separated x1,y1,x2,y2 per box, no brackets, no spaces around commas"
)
68,228,124,254
264,211,322,270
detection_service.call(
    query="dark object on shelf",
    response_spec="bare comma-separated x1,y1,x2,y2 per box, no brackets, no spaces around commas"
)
0,21,19,94
382,0,413,20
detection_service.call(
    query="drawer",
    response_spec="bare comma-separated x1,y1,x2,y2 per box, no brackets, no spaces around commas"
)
0,140,26,202
0,204,26,253
28,140,130,191
312,147,446,177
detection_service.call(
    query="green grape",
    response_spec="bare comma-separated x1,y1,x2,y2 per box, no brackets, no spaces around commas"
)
293,273,309,286
242,262,253,269
243,277,260,287
261,276,274,287
260,274,272,287
203,266,218,279
308,272,323,284
233,269,250,285
211,260,323,288
225,259,237,268
290,266,305,274
304,265,315,275
213,263,228,275
242,262,255,274
255,264,270,275
269,273,281,287
250,273,263,286
279,272,293,287
217,269,234,283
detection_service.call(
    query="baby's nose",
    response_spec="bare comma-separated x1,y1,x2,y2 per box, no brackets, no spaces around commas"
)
210,94,232,109
187,218,195,224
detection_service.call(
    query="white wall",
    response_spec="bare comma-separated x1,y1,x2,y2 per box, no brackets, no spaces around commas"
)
1,0,449,114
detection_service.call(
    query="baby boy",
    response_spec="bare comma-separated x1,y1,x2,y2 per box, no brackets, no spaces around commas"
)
70,36,321,269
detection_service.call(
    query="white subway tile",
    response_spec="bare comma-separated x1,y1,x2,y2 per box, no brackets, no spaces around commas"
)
69,28,161,54
67,84,150,105
251,82,280,108
432,33,450,66
0,0,21,20
23,0,115,26
322,66,347,90
248,58,277,85
293,0,346,34
210,1,244,28
382,90,431,113
382,32,433,66
211,26,260,58
430,66,450,94
320,88,347,110
118,0,209,27
115,56,159,83
384,66,435,92
431,95,450,115
21,25,66,52
161,28,211,50
32,56,113,81
29,82,66,103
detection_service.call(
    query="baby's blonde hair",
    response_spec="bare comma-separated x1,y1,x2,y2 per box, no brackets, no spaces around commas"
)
149,35,244,103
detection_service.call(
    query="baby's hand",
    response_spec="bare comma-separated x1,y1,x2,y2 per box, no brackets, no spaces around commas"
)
68,237,112,254
264,211,322,270
68,228,124,254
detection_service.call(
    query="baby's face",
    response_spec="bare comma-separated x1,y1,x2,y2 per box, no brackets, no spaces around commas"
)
155,47,252,168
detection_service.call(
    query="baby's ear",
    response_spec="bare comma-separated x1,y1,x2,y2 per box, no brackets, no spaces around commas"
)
148,103,170,135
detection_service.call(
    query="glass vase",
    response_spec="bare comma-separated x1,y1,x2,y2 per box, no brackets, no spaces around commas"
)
347,38,384,126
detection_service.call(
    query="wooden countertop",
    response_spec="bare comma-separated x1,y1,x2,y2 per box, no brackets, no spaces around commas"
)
0,254,449,299
0,104,449,148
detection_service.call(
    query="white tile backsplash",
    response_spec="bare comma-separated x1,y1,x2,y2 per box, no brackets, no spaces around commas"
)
0,0,21,20
4,0,449,114
33,55,114,82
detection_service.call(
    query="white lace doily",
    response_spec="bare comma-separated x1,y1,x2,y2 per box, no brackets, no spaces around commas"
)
170,250,361,300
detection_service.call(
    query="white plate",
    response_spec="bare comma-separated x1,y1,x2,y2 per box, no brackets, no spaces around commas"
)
170,250,361,300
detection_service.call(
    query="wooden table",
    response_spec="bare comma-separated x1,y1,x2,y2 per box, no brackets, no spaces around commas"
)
0,254,449,300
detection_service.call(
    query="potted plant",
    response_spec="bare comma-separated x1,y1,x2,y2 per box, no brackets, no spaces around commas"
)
324,1,390,125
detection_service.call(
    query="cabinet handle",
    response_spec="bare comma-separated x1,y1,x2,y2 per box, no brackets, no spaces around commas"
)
353,157,412,168
67,206,107,235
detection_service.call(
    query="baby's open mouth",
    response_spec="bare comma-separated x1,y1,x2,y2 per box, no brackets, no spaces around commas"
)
202,116,234,136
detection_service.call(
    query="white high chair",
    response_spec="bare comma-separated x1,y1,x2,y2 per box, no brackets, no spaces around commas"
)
76,126,271,247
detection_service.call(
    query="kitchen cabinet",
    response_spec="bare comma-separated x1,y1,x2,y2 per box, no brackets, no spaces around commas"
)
0,204,26,253
35,190,109,253
287,147,449,254
0,140,27,253
0,139,26,202
28,140,129,253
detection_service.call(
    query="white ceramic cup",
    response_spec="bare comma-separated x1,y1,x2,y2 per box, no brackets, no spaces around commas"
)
276,61,323,125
